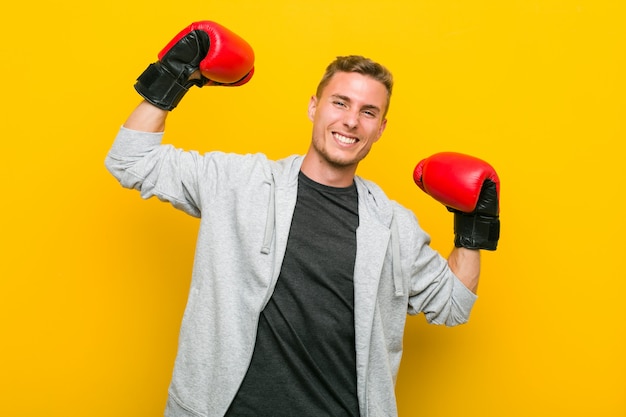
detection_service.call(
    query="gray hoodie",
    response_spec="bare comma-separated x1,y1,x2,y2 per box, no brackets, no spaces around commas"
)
105,127,477,417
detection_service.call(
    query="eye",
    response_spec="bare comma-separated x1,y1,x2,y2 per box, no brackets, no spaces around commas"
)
333,100,347,108
362,109,377,118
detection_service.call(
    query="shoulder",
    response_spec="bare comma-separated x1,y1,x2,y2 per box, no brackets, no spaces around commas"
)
202,153,303,182
354,176,418,227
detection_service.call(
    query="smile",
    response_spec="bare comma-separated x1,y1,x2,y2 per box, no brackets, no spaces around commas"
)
333,132,358,145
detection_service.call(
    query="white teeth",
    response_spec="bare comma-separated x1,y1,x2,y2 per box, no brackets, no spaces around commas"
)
334,133,357,144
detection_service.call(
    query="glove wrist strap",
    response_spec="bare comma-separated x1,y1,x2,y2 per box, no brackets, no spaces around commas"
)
454,211,500,251
134,63,200,111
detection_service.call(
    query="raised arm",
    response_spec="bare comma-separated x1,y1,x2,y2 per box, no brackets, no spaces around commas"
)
413,152,501,294
447,247,480,293
124,100,168,132
121,20,255,133
106,21,256,216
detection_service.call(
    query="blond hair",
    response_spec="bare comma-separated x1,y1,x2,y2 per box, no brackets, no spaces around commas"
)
316,55,394,117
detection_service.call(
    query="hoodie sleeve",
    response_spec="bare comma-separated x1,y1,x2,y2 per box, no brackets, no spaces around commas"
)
104,126,205,217
402,210,478,326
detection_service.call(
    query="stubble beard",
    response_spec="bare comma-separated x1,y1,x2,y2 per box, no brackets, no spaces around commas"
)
311,133,371,171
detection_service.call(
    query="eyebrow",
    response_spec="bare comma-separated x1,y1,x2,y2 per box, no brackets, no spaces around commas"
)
331,94,382,114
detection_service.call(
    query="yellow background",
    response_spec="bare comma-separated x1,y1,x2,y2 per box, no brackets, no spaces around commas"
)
1,0,624,416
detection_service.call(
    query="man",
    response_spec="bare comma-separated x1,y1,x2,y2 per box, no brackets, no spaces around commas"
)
105,20,500,417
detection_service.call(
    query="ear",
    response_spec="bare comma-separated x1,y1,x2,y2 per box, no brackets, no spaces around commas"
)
307,96,317,122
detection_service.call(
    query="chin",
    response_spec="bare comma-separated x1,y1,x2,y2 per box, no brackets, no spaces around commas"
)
326,155,361,169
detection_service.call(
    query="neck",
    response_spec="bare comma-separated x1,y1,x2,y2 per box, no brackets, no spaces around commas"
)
300,152,357,188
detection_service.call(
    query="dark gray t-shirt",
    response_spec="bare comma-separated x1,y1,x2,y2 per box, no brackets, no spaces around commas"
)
225,171,359,416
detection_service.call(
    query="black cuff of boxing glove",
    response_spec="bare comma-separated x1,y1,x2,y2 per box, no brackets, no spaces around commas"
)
134,62,201,111
453,211,500,251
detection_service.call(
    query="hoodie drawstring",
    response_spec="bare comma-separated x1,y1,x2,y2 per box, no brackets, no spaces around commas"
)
261,179,275,254
390,215,405,296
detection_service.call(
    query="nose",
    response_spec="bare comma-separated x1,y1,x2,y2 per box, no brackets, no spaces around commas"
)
343,109,359,130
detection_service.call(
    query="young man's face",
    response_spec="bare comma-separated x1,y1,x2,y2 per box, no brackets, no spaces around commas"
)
307,71,388,173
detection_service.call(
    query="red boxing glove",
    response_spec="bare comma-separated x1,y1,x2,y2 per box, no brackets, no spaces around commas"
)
158,21,255,85
413,152,500,250
135,20,255,110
